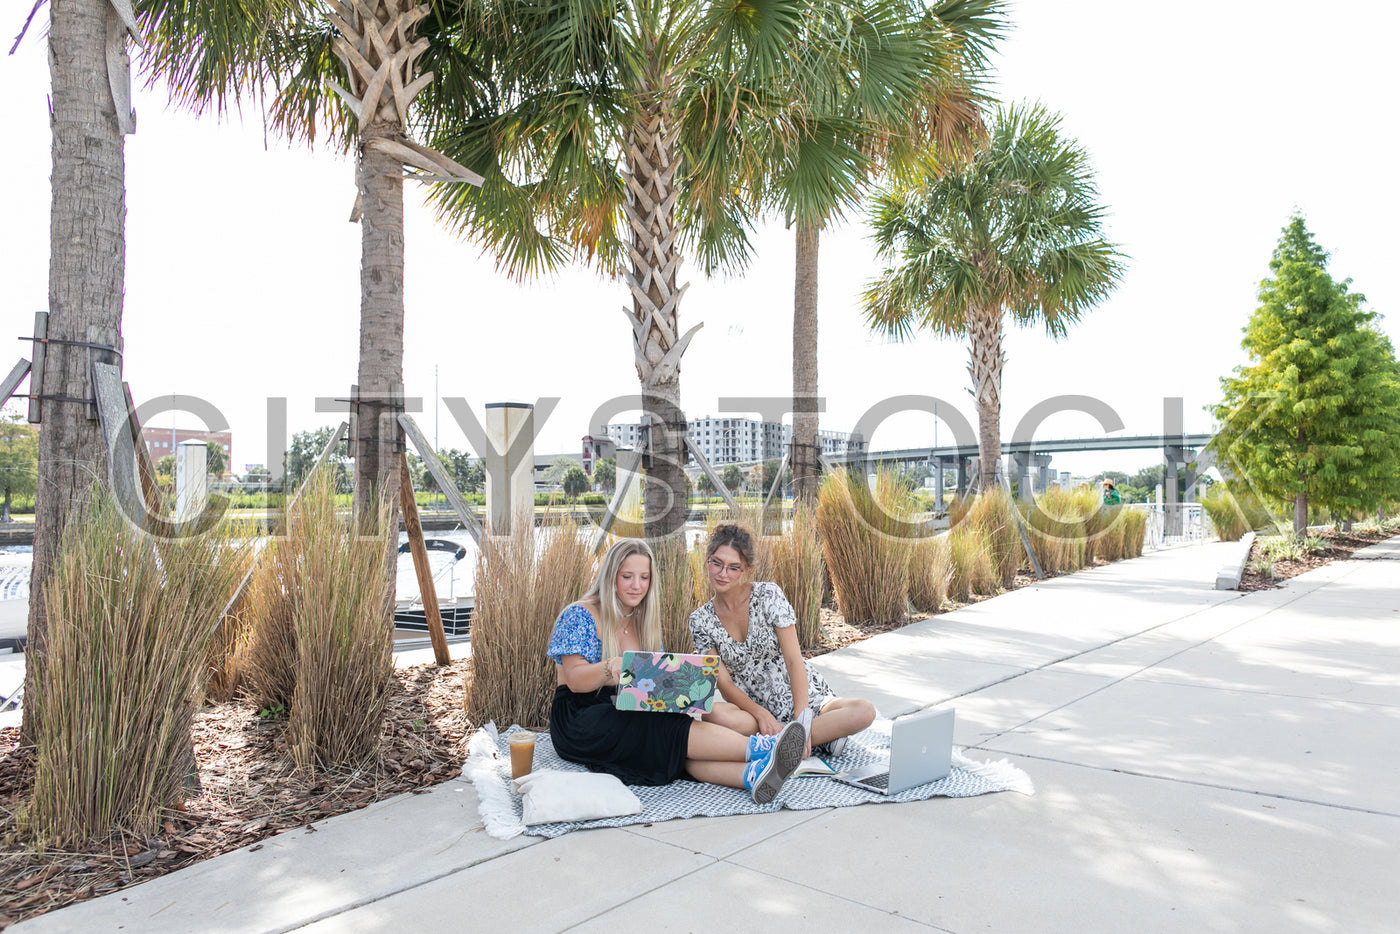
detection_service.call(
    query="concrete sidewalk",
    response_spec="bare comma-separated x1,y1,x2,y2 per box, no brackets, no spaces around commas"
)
15,540,1400,933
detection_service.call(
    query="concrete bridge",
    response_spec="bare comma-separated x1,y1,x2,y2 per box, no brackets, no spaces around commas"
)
830,432,1216,511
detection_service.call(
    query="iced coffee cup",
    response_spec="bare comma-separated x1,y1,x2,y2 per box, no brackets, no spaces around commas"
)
508,731,537,780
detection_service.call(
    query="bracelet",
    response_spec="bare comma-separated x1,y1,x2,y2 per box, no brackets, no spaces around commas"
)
603,658,614,684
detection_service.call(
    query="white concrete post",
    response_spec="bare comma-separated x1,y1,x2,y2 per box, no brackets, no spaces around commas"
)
485,402,535,535
175,440,208,522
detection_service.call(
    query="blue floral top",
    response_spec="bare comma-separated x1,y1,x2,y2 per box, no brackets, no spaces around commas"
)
547,604,602,664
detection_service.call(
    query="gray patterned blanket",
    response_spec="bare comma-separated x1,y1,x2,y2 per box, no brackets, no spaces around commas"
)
465,720,1034,840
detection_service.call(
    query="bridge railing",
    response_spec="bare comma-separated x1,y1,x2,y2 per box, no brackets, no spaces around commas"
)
1127,502,1212,549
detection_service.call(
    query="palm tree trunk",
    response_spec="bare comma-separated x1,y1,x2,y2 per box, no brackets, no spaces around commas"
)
25,0,128,737
352,133,405,542
967,304,1003,491
791,220,820,503
623,89,695,540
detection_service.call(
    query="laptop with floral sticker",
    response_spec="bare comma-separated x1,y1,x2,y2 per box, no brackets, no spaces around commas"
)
614,651,719,715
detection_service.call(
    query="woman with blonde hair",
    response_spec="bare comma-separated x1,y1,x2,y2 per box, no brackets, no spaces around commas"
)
547,538,806,803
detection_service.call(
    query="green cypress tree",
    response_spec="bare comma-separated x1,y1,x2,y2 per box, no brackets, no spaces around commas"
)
1210,214,1400,537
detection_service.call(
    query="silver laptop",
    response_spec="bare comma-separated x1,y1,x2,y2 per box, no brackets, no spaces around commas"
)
834,706,955,795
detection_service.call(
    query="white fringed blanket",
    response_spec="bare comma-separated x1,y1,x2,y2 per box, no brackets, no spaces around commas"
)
465,720,1034,840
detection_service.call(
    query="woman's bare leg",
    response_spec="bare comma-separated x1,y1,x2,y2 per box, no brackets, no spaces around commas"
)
686,719,808,798
684,760,746,788
685,719,750,761
810,697,876,747
700,702,757,735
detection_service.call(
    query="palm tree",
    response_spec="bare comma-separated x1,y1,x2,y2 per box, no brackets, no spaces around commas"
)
429,0,912,538
776,0,1004,503
21,0,142,737
862,103,1126,491
140,0,484,539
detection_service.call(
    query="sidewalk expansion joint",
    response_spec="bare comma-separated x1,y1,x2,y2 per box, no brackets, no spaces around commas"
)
702,860,959,932
948,586,1328,747
966,750,1400,820
280,846,544,933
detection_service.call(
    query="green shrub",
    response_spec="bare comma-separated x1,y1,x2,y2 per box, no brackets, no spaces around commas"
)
28,485,250,844
1201,483,1276,541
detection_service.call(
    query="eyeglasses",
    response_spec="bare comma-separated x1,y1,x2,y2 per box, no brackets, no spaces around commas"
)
707,557,744,577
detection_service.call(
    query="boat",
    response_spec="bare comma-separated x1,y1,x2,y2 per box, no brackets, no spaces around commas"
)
394,538,473,636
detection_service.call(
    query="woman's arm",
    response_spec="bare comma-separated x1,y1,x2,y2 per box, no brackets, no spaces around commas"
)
774,624,811,716
774,624,813,755
558,653,622,693
714,664,783,735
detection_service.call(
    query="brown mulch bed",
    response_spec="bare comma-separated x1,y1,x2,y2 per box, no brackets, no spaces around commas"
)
1236,526,1394,591
0,658,474,929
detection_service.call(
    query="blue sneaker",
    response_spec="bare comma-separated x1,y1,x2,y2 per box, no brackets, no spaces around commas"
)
746,732,779,760
743,721,807,805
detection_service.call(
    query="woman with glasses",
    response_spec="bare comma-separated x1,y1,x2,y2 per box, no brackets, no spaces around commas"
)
689,523,875,758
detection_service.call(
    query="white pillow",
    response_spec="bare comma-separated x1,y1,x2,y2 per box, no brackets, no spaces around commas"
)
512,769,644,826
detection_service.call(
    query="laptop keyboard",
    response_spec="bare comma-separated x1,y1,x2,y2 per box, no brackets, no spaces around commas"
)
864,772,890,790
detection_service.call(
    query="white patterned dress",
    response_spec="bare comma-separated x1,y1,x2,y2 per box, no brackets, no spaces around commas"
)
688,581,835,722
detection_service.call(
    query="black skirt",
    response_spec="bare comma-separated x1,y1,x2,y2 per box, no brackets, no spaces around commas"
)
549,684,693,786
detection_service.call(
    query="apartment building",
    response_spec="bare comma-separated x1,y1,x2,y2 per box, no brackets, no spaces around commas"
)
603,417,861,467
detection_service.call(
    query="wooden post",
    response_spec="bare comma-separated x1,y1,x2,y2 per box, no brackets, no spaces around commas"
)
0,360,30,408
398,414,482,544
760,449,790,536
28,312,46,424
399,452,451,665
122,381,160,515
589,449,643,554
92,361,145,532
685,437,739,512
1001,471,1045,580
218,422,349,623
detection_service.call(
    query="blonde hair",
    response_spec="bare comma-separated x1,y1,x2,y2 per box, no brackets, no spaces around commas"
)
580,538,662,659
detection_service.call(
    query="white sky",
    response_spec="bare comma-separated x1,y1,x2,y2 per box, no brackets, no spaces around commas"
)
2,0,1396,478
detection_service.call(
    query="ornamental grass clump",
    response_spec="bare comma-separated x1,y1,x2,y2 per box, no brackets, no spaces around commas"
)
760,501,826,648
1201,483,1273,542
907,533,951,612
243,519,302,713
202,546,256,703
1020,486,1092,576
650,534,698,654
947,523,996,598
817,468,912,626
28,485,250,845
285,475,396,774
466,513,594,729
1086,504,1128,562
962,490,1021,589
1120,507,1148,557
